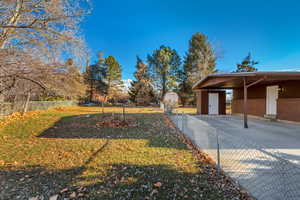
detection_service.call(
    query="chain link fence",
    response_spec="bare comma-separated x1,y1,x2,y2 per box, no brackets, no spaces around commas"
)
0,101,78,119
171,113,300,200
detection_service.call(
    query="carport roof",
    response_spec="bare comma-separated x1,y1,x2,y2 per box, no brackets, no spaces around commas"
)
192,71,300,90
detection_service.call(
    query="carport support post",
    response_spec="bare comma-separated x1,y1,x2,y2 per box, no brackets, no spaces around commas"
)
243,77,265,128
243,77,248,128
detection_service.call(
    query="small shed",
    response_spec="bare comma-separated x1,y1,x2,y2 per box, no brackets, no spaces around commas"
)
192,71,300,128
196,89,226,115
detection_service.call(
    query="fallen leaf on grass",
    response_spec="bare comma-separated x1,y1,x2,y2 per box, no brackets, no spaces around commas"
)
60,188,68,193
77,186,87,193
69,192,76,198
49,194,58,200
78,193,85,197
28,196,40,200
0,160,4,166
153,182,162,187
150,189,158,196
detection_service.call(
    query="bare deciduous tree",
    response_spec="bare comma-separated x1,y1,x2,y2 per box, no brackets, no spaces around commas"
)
0,49,86,100
0,0,90,52
0,0,90,103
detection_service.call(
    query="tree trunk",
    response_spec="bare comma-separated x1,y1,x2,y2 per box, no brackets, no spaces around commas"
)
89,80,93,102
23,90,31,115
181,96,186,107
162,72,166,100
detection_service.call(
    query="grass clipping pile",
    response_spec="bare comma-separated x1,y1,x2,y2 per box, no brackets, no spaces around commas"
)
95,115,138,128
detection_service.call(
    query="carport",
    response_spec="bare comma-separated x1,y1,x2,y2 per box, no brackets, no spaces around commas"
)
192,72,300,128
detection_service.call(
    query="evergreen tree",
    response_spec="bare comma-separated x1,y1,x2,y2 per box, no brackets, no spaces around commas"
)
84,52,107,102
95,52,108,95
104,55,123,101
105,56,122,86
236,53,258,72
147,45,181,99
178,33,217,105
184,33,217,83
177,67,193,106
129,56,155,105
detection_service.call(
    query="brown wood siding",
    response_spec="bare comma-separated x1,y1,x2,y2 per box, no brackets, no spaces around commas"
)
232,99,266,117
233,81,300,100
196,90,208,114
197,90,208,115
232,80,300,122
219,91,226,115
278,81,300,98
196,90,225,115
232,85,267,117
233,86,266,99
277,98,300,122
202,91,209,114
196,91,201,114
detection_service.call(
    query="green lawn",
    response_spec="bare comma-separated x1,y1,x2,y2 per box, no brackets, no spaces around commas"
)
0,107,243,200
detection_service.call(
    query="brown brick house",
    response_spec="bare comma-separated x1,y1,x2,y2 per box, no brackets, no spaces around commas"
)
192,72,300,127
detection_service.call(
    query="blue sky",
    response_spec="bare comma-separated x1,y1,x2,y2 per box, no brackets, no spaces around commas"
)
82,0,300,80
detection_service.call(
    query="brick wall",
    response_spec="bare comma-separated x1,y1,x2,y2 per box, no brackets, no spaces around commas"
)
277,98,300,122
232,99,266,117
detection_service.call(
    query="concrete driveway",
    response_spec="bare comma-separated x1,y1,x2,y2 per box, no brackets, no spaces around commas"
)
196,115,300,164
170,114,300,200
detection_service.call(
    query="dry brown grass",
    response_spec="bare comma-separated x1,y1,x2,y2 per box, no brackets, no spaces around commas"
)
0,106,242,200
173,107,197,114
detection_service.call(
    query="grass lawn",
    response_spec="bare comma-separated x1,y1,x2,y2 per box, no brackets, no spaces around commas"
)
173,107,197,114
0,106,243,200
173,105,232,115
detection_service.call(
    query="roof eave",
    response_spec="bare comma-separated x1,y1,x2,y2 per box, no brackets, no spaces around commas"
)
192,76,209,90
192,71,300,90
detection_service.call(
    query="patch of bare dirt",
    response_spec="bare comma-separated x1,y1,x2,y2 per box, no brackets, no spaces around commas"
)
94,115,138,128
66,122,89,128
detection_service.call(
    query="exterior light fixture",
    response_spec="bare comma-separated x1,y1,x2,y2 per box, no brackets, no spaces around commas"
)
278,85,285,93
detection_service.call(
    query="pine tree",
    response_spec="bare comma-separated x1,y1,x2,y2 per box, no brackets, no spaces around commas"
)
95,52,108,95
105,56,122,86
177,67,193,106
129,56,155,105
104,55,123,101
84,52,107,102
184,33,216,83
236,53,258,72
147,45,181,99
178,33,217,105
